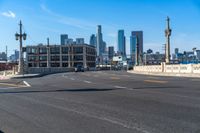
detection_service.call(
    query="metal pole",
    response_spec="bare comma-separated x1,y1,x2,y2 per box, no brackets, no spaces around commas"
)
47,38,50,68
68,44,71,68
19,21,23,75
165,16,172,64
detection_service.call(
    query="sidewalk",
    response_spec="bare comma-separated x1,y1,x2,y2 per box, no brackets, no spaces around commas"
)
0,76,10,80
128,71,200,78
10,74,42,79
0,74,43,80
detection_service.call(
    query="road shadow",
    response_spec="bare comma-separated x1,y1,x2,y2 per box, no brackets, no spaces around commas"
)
0,88,117,94
0,130,4,133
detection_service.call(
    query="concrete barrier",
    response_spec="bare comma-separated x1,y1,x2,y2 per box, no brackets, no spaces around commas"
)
0,70,15,77
27,67,74,74
133,64,200,75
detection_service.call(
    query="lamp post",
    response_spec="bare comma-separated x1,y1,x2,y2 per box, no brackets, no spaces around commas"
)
15,20,27,75
165,16,172,64
47,38,50,68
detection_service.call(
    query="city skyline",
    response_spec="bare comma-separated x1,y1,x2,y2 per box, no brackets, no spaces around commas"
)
0,0,200,56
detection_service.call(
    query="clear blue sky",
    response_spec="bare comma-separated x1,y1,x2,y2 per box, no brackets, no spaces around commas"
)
0,0,200,56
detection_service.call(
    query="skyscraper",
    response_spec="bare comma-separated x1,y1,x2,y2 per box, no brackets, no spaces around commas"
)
96,25,103,56
118,30,126,57
108,46,114,60
90,34,96,47
175,48,179,55
102,41,107,54
131,31,143,64
76,38,84,44
130,35,137,62
60,34,68,45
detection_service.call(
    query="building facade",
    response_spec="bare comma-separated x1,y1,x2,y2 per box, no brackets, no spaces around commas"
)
25,44,96,68
118,30,126,57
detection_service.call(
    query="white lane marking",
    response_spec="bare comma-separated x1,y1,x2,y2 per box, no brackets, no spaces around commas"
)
114,86,127,89
70,78,75,80
84,80,92,84
23,81,31,87
122,75,131,77
62,74,67,77
114,86,133,90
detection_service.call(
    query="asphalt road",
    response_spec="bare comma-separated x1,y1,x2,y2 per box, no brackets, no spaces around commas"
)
0,71,200,133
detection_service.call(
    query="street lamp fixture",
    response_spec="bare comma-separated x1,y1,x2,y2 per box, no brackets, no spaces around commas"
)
15,20,27,75
15,33,19,40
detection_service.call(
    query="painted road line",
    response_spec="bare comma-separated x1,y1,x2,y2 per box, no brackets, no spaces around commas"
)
62,74,67,77
70,78,75,80
122,75,131,77
114,86,128,89
0,83,24,87
23,81,31,87
190,79,200,82
147,76,160,79
110,77,120,80
144,80,168,84
83,80,92,84
93,75,99,77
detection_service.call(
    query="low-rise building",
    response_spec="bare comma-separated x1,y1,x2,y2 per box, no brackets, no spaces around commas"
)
25,44,96,68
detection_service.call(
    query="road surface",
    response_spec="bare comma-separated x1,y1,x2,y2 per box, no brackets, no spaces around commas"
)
0,71,200,133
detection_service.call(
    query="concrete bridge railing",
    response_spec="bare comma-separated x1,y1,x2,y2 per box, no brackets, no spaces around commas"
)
133,64,200,74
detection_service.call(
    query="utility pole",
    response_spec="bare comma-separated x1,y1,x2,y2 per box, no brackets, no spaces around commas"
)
68,44,71,68
15,20,27,75
165,16,172,64
47,38,50,68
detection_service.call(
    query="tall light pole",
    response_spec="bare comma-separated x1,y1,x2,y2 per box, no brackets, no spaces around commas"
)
165,16,172,64
15,20,27,75
47,38,50,68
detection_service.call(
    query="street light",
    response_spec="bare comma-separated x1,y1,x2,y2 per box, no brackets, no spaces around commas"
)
15,20,27,75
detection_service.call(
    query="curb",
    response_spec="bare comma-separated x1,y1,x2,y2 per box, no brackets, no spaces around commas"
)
10,74,43,79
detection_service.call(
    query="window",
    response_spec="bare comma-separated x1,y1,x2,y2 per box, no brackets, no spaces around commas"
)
28,63,32,67
74,47,83,54
51,63,60,67
51,56,60,61
74,55,83,61
28,48,37,54
39,63,47,67
62,56,68,61
28,56,37,61
50,47,60,54
62,63,68,67
62,47,68,54
39,48,47,54
39,56,47,61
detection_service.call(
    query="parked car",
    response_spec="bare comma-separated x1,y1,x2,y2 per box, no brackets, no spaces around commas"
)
75,65,84,72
